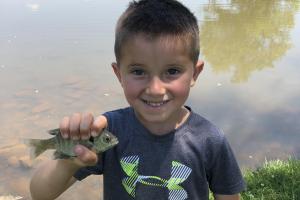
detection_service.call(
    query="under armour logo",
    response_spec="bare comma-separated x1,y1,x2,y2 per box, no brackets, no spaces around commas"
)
120,155,192,200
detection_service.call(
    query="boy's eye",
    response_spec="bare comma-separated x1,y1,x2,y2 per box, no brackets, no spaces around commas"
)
131,69,145,76
167,68,181,75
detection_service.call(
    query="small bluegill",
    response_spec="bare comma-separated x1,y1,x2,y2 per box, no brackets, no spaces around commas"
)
26,128,118,159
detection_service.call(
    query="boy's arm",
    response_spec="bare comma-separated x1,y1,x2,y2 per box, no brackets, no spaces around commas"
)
30,159,79,200
30,145,99,200
30,113,106,200
214,194,240,200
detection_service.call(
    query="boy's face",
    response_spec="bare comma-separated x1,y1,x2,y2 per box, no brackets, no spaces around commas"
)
112,34,203,131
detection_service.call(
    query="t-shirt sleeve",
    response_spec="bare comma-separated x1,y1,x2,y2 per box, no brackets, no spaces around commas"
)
207,135,246,195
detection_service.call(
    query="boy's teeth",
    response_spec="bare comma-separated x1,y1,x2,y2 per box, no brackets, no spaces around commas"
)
144,100,168,107
149,102,163,106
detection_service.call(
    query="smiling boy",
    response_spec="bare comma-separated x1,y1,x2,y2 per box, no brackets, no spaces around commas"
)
112,34,201,134
30,0,245,199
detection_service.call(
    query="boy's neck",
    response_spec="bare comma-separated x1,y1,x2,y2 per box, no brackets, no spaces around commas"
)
134,106,191,136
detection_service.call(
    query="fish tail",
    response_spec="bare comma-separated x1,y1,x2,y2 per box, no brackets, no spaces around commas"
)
23,138,55,159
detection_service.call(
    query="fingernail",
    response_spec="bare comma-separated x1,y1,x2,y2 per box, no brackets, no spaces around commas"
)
91,131,98,137
72,136,79,140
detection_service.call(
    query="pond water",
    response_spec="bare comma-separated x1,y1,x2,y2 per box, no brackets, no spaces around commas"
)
0,0,299,199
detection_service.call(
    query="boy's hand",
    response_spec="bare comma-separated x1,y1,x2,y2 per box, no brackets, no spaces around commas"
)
59,113,107,167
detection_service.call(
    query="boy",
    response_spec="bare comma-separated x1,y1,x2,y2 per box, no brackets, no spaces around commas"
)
30,0,245,199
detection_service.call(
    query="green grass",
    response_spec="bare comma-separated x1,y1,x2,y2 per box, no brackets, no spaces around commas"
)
242,159,300,200
209,159,300,200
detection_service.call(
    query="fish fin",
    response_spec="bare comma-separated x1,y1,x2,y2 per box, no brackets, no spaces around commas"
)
53,150,75,160
48,128,60,136
23,138,55,159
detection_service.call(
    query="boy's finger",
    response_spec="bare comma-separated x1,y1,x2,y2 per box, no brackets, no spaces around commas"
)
91,115,108,137
69,113,81,140
73,145,98,166
60,116,70,139
80,113,94,140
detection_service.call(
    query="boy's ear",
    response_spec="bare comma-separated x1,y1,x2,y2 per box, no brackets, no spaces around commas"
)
190,60,204,87
111,62,122,84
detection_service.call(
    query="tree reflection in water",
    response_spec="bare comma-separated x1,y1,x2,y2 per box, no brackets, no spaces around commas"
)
200,0,300,82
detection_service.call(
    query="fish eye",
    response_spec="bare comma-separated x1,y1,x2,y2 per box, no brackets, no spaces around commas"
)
103,134,111,143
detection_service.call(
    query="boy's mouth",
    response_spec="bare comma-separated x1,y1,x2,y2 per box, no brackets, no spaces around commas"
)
141,99,170,107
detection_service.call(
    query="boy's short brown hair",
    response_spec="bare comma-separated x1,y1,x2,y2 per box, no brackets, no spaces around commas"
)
114,0,199,64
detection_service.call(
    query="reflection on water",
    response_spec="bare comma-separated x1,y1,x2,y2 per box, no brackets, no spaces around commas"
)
200,0,299,82
0,0,299,199
26,4,40,12
192,0,300,170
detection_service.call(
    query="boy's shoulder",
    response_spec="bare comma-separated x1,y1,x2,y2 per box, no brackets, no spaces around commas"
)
186,107,225,141
103,106,135,132
103,107,133,123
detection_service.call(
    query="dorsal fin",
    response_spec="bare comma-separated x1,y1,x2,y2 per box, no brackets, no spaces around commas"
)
48,128,60,136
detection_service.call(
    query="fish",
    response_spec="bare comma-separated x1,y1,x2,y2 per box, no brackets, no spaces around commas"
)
25,128,118,159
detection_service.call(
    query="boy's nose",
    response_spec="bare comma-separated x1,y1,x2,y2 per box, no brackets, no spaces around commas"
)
145,76,166,95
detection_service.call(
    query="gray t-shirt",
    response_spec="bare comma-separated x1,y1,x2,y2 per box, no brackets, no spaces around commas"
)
74,106,245,199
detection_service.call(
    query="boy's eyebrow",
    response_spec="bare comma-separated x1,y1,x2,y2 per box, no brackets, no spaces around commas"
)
127,63,146,67
127,62,186,68
166,63,183,67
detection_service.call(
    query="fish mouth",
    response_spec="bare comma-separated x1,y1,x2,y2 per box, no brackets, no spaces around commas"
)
141,99,170,107
111,137,119,145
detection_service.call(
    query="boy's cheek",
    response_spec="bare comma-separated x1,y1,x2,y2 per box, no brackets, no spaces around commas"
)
171,81,192,99
122,81,141,96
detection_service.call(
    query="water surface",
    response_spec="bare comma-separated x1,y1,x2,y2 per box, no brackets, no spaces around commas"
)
0,0,299,199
